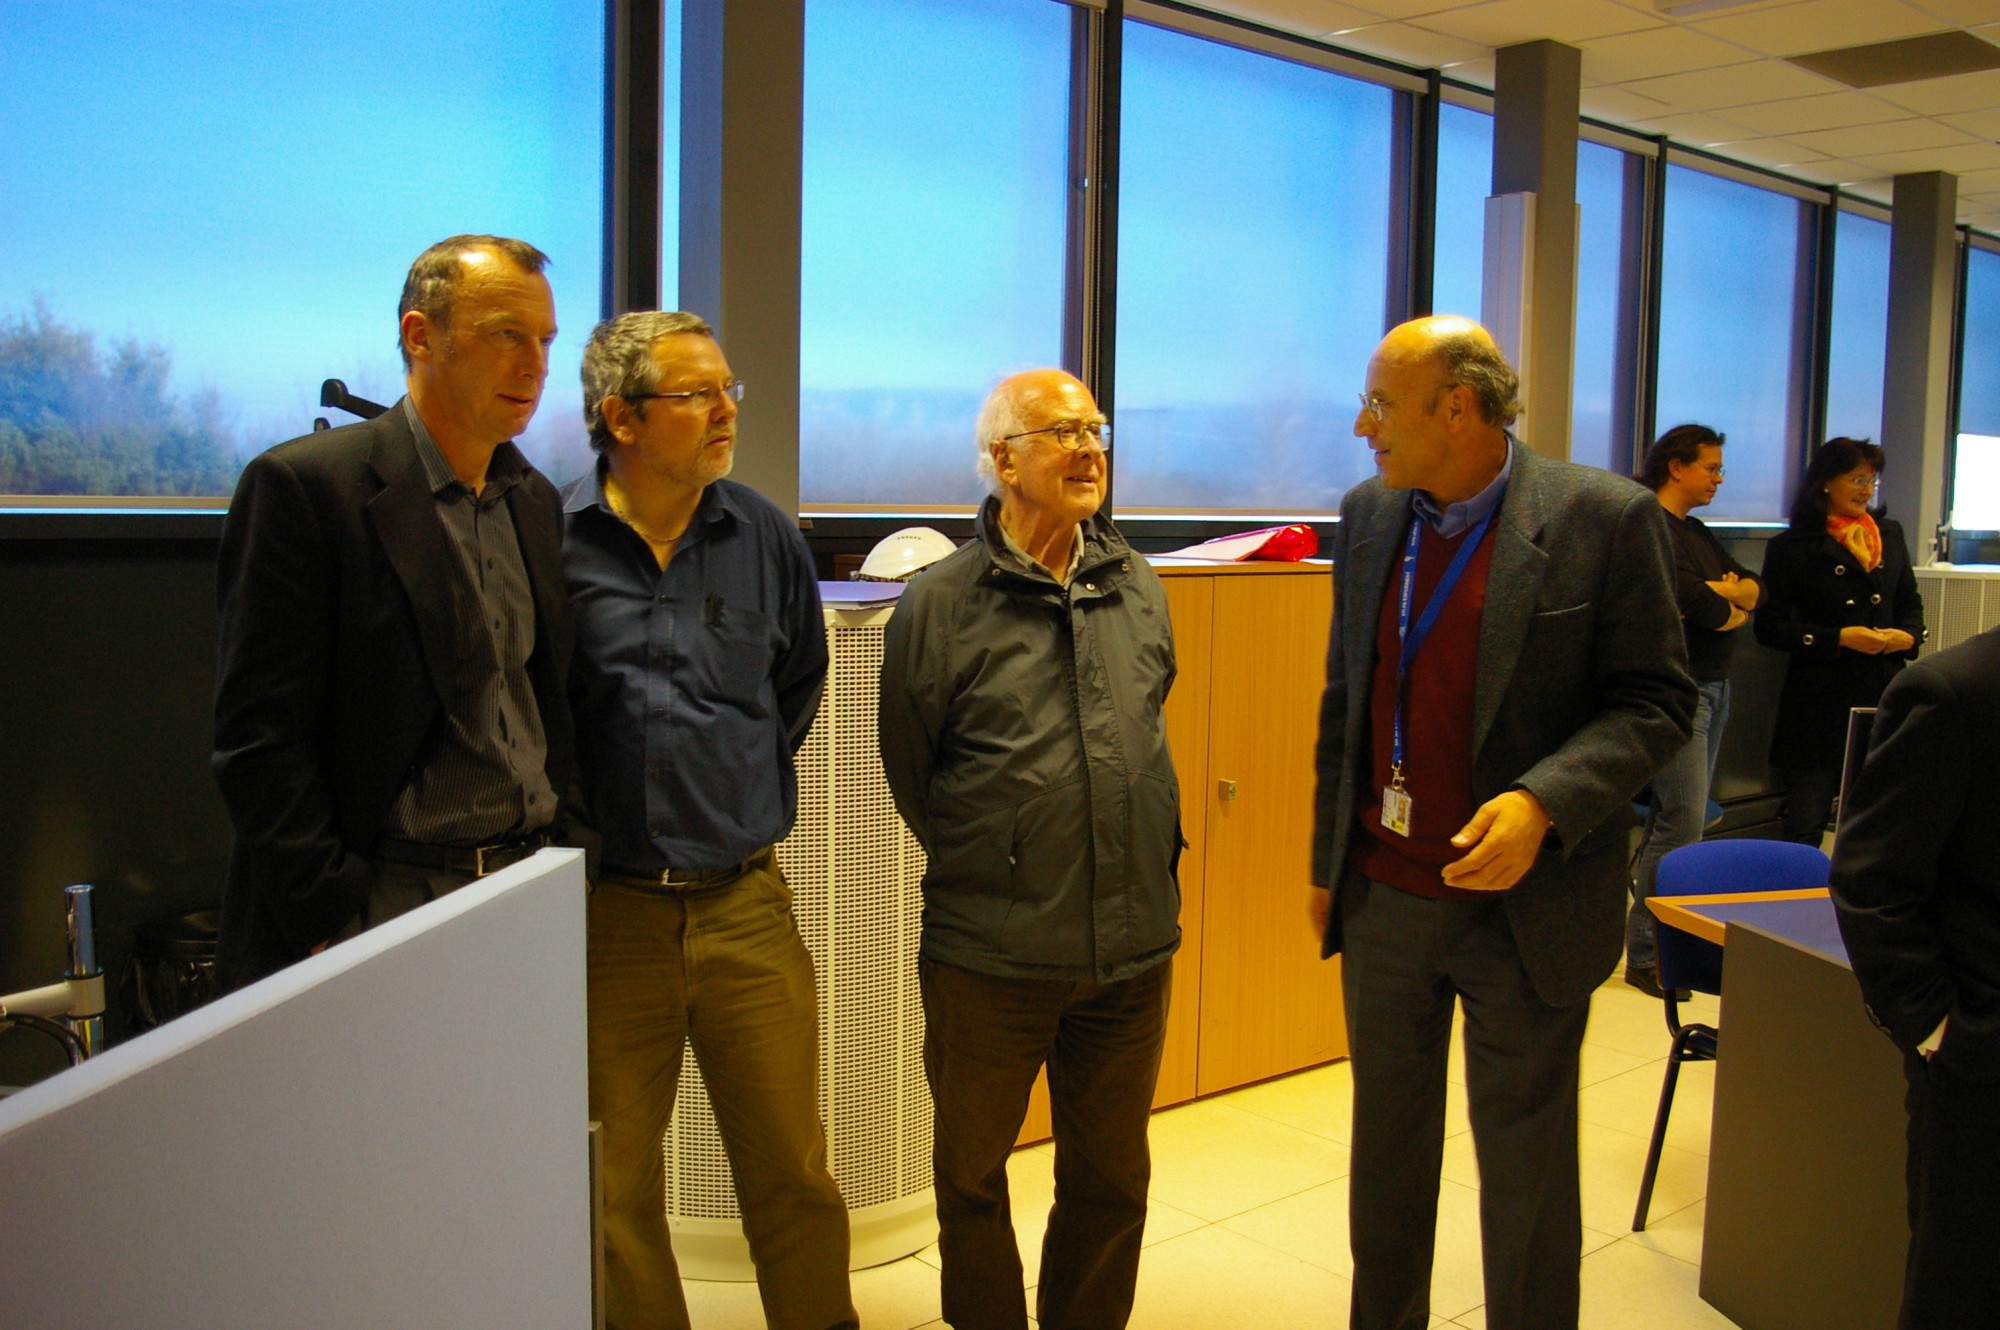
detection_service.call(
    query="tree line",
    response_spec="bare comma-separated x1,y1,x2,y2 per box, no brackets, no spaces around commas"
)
0,300,241,496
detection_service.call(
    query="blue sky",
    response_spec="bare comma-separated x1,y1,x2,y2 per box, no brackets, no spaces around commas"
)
2,0,604,470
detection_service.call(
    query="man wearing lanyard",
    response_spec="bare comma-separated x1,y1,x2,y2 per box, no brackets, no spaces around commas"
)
562,311,853,1330
1309,316,1693,1330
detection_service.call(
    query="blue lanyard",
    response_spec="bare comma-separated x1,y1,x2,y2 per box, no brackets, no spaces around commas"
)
1392,504,1499,782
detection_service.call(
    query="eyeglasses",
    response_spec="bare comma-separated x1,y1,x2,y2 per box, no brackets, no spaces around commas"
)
998,418,1110,451
1357,388,1440,423
1697,464,1726,478
627,378,746,410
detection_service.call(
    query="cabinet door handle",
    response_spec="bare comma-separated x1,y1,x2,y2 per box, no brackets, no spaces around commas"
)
1218,780,1237,802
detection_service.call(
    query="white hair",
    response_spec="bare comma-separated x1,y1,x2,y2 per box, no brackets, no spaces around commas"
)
973,375,1040,494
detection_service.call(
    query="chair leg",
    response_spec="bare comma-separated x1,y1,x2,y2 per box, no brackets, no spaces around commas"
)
1632,1035,1691,1232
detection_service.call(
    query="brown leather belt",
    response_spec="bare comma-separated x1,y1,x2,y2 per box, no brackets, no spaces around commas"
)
598,847,773,895
374,830,554,878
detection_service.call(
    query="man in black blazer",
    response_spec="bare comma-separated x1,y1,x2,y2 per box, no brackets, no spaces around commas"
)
1830,624,2000,1329
1310,317,1693,1330
213,234,590,990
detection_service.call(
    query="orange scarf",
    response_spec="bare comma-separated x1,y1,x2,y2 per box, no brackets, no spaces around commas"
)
1828,512,1882,572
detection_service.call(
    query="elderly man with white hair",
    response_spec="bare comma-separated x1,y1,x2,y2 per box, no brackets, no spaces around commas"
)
879,368,1182,1330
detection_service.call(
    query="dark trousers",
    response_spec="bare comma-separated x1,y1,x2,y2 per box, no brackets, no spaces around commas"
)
329,857,478,943
920,957,1172,1330
1899,1048,2000,1329
1776,764,1842,845
1341,880,1591,1330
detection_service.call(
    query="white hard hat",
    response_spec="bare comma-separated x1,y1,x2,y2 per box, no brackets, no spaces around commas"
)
856,527,957,581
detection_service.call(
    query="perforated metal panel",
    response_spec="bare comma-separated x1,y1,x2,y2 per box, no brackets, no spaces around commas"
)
663,605,931,1223
1913,567,2000,656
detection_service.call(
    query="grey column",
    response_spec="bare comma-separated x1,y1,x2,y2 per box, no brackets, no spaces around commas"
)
1492,40,1581,462
1881,171,1956,563
680,0,804,515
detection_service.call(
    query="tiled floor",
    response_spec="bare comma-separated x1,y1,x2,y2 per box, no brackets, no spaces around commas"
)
681,976,1734,1329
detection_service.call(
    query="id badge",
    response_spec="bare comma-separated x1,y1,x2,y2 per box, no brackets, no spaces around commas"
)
1381,784,1412,837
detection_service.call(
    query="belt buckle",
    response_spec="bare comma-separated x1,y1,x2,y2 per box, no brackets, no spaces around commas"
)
474,837,536,878
659,866,700,888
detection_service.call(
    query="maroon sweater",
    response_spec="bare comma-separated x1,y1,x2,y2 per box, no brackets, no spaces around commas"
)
1355,516,1497,900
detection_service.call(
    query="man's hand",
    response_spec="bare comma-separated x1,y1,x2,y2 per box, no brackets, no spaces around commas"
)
1308,885,1331,939
1442,789,1552,892
1705,573,1758,612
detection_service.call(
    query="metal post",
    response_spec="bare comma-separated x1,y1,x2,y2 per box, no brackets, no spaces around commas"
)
64,884,105,1058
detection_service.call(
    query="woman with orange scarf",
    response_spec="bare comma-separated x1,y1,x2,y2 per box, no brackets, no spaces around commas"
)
1756,438,1926,844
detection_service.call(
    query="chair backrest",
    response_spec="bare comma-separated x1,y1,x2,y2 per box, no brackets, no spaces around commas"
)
1654,838,1831,994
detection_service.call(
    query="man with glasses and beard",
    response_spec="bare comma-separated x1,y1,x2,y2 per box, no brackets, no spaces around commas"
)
562,311,852,1330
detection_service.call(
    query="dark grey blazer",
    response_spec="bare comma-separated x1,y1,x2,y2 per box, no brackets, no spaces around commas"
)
1310,444,1696,1006
211,405,591,991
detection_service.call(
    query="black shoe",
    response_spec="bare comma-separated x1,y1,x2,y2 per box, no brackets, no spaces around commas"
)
1624,966,1691,1001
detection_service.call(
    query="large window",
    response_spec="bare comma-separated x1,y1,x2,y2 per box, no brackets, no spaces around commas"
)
1431,103,1492,324
1571,139,1638,476
1952,243,2000,530
797,0,1071,512
1113,20,1395,517
1653,164,1814,521
1824,209,1891,445
0,0,605,499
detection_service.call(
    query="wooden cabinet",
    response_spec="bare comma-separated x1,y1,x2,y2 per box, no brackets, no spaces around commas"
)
1016,562,1343,1143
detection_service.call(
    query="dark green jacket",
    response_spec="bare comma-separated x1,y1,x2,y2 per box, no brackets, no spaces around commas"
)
878,498,1182,983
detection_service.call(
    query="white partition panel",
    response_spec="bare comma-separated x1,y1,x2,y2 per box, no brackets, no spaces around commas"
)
0,848,590,1330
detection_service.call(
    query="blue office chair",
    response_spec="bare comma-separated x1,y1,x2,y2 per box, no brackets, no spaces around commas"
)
1631,837,1830,1232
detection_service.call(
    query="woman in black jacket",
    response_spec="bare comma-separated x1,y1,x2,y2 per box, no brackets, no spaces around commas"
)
1756,438,1926,844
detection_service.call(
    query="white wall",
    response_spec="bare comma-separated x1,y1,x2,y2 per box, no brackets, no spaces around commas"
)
0,849,590,1330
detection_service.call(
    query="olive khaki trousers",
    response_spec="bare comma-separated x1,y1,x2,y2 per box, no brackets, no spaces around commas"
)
587,855,855,1330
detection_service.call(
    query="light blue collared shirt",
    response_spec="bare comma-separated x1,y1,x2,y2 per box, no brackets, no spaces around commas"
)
1412,439,1514,538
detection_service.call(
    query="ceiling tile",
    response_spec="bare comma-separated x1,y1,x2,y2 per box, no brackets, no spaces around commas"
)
1692,0,1947,58
1939,106,2000,138
1330,19,1490,66
1334,0,1490,20
1580,85,1678,123
1620,59,1842,111
1851,143,2000,176
1703,137,1834,169
1955,166,2000,189
1577,25,1752,82
1201,0,1383,38
1790,159,1891,190
1408,0,1663,47
1443,53,1497,86
1718,91,1916,136
1644,109,1766,145
1907,0,2000,25
1788,117,1980,156
1868,65,2000,113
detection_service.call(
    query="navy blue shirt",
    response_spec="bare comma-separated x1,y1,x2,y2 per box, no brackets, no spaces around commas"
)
560,468,827,873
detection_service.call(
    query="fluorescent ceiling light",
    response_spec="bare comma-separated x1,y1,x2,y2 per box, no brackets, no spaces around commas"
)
1655,0,1770,16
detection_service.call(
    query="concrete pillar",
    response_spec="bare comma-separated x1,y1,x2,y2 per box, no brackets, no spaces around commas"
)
679,0,804,514
1490,40,1581,461
1881,171,1956,563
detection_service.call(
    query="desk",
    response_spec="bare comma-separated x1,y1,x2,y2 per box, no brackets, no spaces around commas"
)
1647,891,1907,1330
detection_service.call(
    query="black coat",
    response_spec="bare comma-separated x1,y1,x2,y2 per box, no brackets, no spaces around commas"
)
211,406,591,990
1831,625,2000,1083
1754,519,1924,771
